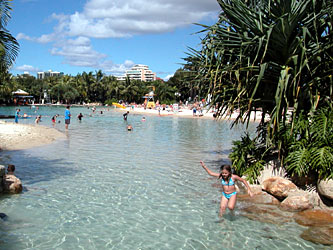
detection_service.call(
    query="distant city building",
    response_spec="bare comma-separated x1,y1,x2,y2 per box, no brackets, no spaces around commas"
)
117,64,156,82
37,70,64,79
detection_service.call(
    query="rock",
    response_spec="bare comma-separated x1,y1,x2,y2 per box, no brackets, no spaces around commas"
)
300,226,333,245
262,177,297,200
318,179,333,201
280,195,313,212
294,209,333,226
3,175,23,194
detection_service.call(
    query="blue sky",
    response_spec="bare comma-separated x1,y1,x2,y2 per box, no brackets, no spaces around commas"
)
8,0,219,80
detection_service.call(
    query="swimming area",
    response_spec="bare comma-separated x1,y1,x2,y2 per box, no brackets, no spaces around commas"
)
0,106,324,249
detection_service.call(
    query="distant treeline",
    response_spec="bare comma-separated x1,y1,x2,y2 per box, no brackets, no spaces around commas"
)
0,69,202,105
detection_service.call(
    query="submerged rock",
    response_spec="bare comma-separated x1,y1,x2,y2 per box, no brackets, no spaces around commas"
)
239,204,293,225
300,226,333,246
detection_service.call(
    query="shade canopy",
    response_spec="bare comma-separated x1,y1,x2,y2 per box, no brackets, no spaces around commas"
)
12,89,29,95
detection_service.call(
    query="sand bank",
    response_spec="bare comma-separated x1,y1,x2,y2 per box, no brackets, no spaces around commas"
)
0,122,65,151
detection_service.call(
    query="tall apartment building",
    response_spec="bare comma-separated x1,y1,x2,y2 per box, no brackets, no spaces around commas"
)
117,64,156,82
37,70,64,80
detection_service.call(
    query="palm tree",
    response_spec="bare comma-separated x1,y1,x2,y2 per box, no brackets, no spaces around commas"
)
0,0,19,75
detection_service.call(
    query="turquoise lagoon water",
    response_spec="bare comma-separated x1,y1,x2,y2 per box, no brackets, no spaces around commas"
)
0,106,324,249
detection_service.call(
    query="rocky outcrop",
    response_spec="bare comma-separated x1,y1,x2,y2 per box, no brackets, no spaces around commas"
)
262,176,297,200
0,164,23,194
3,175,22,194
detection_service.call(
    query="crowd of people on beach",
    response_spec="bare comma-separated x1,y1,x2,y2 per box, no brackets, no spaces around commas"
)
12,98,218,132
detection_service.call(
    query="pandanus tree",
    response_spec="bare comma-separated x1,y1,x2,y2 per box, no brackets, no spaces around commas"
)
185,0,333,181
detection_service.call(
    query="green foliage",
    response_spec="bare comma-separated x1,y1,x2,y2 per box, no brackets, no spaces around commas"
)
230,107,333,182
0,0,19,75
286,107,333,180
229,133,267,183
185,0,332,132
185,0,333,182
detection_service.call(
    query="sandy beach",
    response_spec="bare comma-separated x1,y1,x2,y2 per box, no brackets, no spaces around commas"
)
0,121,65,151
113,105,267,122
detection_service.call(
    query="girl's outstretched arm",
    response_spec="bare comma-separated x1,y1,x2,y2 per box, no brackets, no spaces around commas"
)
234,175,254,197
200,161,220,177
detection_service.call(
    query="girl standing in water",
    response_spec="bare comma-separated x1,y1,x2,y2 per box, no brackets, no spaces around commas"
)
200,161,253,217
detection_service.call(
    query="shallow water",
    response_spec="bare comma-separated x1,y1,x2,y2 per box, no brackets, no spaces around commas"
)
0,106,325,249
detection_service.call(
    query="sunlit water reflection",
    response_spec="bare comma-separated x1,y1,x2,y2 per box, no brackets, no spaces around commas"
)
0,106,323,249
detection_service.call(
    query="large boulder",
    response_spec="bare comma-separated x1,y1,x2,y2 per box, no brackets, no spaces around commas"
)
318,179,333,201
262,177,297,200
3,175,22,194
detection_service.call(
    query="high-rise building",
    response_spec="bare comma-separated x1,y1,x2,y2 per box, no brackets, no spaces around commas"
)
37,70,64,79
117,64,156,82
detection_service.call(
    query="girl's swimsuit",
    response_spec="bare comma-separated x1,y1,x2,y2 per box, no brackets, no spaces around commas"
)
221,177,237,199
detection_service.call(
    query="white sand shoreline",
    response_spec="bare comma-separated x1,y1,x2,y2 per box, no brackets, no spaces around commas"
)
112,106,268,122
0,121,66,151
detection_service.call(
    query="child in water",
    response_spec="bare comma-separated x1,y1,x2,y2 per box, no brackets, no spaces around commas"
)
200,161,253,217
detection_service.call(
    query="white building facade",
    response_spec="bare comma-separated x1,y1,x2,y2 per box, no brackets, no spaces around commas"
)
117,64,156,82
37,70,64,80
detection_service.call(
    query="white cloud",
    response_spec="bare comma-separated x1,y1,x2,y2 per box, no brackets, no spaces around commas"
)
50,37,134,74
164,74,174,81
60,0,219,38
15,64,40,73
51,37,107,67
17,32,59,44
16,33,33,41
17,0,218,42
